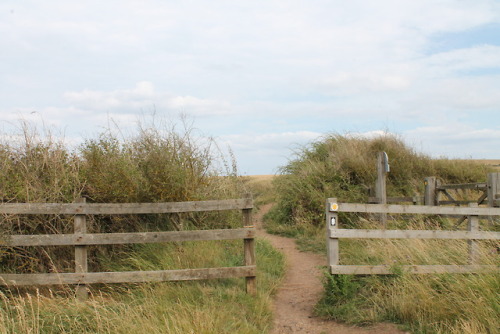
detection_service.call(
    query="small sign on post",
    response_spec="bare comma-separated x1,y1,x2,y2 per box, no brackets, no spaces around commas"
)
326,198,339,270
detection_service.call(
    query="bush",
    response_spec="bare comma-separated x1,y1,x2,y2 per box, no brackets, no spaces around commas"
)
267,132,499,333
268,133,492,229
0,119,245,274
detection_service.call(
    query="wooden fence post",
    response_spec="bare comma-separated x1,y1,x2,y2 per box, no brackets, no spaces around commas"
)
424,177,438,206
74,197,88,301
242,193,256,295
487,173,500,208
467,203,479,265
326,198,339,271
375,152,389,227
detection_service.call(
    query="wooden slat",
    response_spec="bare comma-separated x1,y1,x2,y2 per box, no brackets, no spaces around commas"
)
338,203,500,216
0,199,253,215
437,183,487,190
329,229,500,240
330,265,499,275
440,189,456,203
2,228,256,247
477,191,488,205
369,197,420,204
438,201,479,206
0,266,256,286
387,197,418,203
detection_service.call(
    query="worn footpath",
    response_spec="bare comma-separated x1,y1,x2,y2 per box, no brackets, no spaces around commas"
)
254,204,408,334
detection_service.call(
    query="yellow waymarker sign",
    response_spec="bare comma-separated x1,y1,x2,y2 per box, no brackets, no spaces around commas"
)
330,203,338,212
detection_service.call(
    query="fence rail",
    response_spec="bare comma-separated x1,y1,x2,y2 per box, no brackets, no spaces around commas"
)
329,229,499,240
2,228,256,247
326,198,499,276
329,265,497,275
0,198,253,215
0,266,256,286
337,202,500,216
0,197,256,299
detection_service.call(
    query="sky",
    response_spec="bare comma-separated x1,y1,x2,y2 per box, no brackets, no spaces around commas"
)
1,0,500,175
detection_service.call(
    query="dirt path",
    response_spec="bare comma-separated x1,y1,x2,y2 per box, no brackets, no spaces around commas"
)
254,204,408,334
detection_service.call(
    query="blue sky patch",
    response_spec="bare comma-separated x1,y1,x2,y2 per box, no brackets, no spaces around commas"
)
427,22,500,54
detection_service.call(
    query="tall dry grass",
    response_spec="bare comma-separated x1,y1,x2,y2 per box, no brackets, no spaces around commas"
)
266,133,493,229
0,239,285,333
0,119,245,274
0,119,286,333
316,225,499,333
266,133,499,333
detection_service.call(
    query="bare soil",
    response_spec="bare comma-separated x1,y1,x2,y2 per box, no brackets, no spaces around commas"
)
254,204,408,334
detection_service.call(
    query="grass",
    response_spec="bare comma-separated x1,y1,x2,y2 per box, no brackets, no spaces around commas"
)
267,133,493,229
0,239,285,333
0,119,286,333
240,175,278,208
2,122,498,333
0,118,245,272
314,217,499,333
266,133,500,334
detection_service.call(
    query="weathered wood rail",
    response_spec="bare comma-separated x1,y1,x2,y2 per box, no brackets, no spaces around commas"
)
326,198,500,275
0,197,256,299
369,152,500,208
424,176,493,207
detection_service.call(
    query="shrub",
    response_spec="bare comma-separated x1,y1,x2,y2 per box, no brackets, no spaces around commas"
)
268,133,492,229
0,119,245,274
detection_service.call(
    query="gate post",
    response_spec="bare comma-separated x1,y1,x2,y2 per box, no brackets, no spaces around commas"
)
487,173,500,208
424,177,438,206
243,193,256,295
74,197,88,301
467,203,479,265
375,152,389,227
326,198,339,271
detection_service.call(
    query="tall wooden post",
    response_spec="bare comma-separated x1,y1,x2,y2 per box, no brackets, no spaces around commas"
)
487,173,500,208
326,198,339,271
424,177,438,206
242,193,256,295
467,203,479,265
375,152,389,227
74,197,88,301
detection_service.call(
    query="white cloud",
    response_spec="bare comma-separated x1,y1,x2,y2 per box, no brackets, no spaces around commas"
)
220,131,322,152
1,0,500,175
424,45,500,75
317,72,412,95
218,130,323,174
63,82,231,117
405,124,500,159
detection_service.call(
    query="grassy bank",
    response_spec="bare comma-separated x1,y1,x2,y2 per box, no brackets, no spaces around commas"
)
265,133,499,333
0,120,285,333
315,231,499,333
0,239,285,333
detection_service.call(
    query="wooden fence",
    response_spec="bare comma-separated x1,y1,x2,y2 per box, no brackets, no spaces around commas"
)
424,174,500,207
326,198,500,275
368,152,500,209
0,197,256,299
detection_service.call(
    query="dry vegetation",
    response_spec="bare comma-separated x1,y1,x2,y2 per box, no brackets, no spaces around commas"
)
1,122,498,333
0,120,285,333
265,133,499,334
